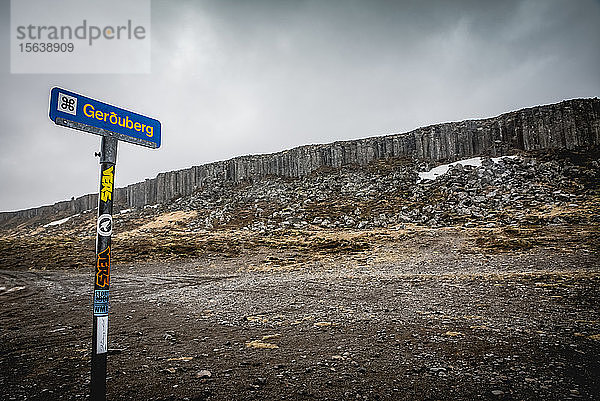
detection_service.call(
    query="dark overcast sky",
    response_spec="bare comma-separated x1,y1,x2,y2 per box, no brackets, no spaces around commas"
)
1,0,599,212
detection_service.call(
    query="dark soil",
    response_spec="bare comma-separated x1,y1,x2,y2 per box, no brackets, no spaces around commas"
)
1,227,599,400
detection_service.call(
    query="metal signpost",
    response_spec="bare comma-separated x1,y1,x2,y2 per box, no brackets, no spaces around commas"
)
49,87,161,401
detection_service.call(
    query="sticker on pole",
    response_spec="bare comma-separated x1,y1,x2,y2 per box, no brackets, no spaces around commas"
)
94,290,109,316
96,316,108,354
49,87,161,148
97,214,113,237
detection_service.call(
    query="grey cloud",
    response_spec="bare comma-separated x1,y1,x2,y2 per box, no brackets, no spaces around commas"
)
0,0,599,211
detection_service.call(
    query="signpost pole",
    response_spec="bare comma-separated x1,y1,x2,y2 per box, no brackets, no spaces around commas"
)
48,86,160,400
91,136,118,401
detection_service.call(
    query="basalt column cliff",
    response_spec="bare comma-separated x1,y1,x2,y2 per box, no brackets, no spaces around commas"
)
2,98,599,223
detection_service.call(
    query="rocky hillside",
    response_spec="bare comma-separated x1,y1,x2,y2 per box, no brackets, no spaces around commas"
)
1,100,599,272
1,98,599,225
7,148,599,235
0,147,598,270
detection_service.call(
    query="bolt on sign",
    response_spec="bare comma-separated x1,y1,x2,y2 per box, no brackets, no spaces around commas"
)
49,87,161,401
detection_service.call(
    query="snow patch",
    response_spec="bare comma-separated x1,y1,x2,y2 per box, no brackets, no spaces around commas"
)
119,208,132,214
43,214,79,228
418,156,517,181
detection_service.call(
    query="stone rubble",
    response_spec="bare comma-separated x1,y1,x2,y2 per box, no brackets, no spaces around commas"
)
148,151,599,232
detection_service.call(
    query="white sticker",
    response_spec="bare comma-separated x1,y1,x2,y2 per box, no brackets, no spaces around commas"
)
57,92,77,115
97,214,113,237
96,316,108,354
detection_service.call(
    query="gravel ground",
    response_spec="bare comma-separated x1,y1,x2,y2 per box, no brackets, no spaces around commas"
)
1,227,599,401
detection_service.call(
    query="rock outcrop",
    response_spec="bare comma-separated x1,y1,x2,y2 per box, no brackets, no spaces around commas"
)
151,150,598,231
2,97,599,224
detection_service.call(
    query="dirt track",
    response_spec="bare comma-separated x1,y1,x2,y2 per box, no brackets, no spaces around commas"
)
1,228,599,400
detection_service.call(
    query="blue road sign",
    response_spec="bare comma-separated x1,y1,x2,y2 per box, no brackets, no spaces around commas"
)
49,87,161,149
